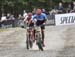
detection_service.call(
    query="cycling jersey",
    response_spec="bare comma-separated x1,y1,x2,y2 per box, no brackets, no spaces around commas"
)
32,13,47,21
32,13,47,29
25,16,34,27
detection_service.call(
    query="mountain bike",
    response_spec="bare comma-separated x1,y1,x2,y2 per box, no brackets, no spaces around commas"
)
26,25,44,51
35,25,44,51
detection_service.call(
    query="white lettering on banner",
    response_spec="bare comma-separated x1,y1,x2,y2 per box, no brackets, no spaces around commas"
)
55,13,75,26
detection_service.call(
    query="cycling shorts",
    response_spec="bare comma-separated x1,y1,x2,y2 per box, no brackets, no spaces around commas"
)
36,20,45,29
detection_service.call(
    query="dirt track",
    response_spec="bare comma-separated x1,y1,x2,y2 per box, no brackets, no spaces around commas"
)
0,25,75,57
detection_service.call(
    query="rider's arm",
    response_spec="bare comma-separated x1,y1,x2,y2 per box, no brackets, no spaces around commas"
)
24,16,29,25
43,13,48,24
24,16,28,22
32,15,37,24
28,19,32,26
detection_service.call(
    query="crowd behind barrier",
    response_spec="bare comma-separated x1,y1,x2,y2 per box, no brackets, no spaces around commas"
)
0,19,19,29
1,1,75,28
0,15,55,29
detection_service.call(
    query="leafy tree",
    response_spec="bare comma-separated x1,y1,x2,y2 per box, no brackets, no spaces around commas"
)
63,0,72,2
0,0,74,18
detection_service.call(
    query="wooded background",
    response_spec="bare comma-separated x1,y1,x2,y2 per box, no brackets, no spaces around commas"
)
0,0,75,17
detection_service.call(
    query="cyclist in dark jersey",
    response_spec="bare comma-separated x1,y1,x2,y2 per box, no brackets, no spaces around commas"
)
33,9,47,47
24,12,35,41
25,12,34,27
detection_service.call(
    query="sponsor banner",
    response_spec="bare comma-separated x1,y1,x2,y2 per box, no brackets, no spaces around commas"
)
55,13,75,26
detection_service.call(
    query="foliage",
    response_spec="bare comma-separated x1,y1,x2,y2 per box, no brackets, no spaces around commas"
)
0,0,74,17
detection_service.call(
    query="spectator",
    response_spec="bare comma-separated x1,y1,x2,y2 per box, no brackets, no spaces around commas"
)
18,14,22,20
49,9,58,15
7,13,15,20
1,14,7,21
32,8,36,15
73,2,75,9
7,13,11,20
67,4,72,13
10,15,15,20
70,1,75,13
42,8,46,14
57,2,64,14
23,10,27,18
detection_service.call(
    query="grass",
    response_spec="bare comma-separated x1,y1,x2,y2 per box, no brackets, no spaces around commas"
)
0,27,25,32
0,29,8,32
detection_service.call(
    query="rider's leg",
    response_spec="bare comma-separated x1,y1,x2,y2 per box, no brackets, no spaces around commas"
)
36,20,45,47
41,26,45,47
33,29,36,42
26,29,29,39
